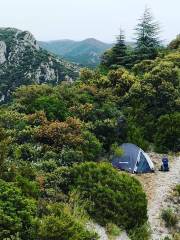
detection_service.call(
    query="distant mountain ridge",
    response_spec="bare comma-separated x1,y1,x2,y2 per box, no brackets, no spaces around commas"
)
39,38,113,67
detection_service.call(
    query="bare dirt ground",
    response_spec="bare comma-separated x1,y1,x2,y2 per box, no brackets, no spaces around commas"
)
136,153,180,240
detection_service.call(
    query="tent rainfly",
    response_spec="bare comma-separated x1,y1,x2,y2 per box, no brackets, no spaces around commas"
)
112,143,154,173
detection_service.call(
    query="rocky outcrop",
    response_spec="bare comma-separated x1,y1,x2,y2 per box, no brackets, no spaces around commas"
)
0,41,6,64
22,31,40,50
0,27,79,101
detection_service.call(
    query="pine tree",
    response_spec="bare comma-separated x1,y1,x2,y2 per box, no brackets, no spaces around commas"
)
111,29,127,66
135,7,160,61
101,29,128,68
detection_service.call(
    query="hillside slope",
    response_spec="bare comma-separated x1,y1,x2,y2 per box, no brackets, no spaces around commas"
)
39,38,113,67
0,28,79,101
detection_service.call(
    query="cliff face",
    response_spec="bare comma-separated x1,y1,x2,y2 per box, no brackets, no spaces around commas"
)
0,28,79,101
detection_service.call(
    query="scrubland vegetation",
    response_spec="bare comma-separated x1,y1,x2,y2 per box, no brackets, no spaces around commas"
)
0,8,179,240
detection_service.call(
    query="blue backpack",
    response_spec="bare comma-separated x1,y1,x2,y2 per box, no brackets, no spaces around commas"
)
162,158,169,171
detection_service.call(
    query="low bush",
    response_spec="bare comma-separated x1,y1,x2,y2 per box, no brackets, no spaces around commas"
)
68,162,147,229
128,223,151,240
173,232,180,240
0,179,37,240
38,203,98,240
175,184,180,196
16,175,40,199
106,223,122,239
161,208,178,228
173,233,180,240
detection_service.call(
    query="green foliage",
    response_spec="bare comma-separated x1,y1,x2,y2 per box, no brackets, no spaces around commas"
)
0,179,37,240
68,162,147,229
123,51,180,150
154,112,180,152
35,117,102,161
79,68,96,82
33,95,69,121
38,203,98,240
163,237,172,240
14,143,37,162
45,166,72,196
16,175,40,199
126,121,149,150
132,60,155,75
0,21,179,239
40,38,112,67
161,208,178,228
101,30,128,68
106,223,122,239
174,184,180,196
111,143,124,157
173,233,180,240
168,34,180,50
40,160,58,173
59,148,84,166
0,128,9,173
107,68,135,95
134,7,160,61
128,223,151,240
0,28,78,99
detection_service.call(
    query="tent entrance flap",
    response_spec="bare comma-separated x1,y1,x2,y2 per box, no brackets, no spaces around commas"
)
135,152,152,173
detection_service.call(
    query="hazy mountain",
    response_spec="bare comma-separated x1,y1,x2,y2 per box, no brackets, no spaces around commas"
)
39,38,113,67
0,28,79,101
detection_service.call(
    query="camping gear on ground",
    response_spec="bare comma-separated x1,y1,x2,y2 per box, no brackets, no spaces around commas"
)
112,143,154,173
160,157,169,172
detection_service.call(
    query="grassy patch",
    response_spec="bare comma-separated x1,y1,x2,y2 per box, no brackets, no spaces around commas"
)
106,223,122,239
128,223,151,240
173,233,180,240
174,184,180,196
161,208,178,228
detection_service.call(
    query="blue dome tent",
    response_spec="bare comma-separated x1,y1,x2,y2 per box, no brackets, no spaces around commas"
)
112,143,154,173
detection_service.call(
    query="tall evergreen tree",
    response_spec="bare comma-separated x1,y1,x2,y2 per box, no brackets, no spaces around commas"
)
135,7,160,61
101,29,128,68
111,29,127,66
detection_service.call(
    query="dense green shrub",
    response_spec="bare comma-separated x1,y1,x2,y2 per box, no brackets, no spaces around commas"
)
38,203,98,240
59,148,84,166
0,179,37,240
14,143,37,162
107,68,135,95
126,120,149,150
68,162,147,229
16,175,40,199
154,112,180,153
40,160,58,173
31,95,69,121
45,167,71,196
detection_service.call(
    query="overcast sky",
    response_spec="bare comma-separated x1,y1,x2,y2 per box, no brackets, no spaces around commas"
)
0,0,179,43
